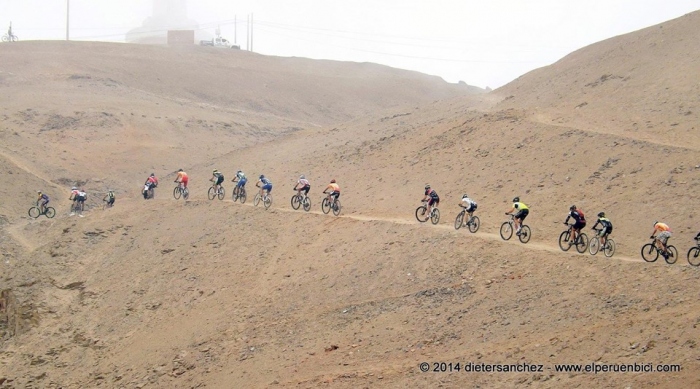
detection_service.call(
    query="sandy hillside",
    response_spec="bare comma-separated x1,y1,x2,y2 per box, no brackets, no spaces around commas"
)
1,10,700,389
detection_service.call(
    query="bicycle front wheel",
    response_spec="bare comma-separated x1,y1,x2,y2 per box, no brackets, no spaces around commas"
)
1,35,8,43
45,207,56,218
641,243,658,262
218,187,225,200
253,194,261,206
500,222,513,240
589,237,600,255
332,200,341,216
28,207,40,218
239,188,246,203
430,208,440,224
687,247,700,266
291,195,301,210
468,216,480,233
558,231,571,251
665,245,678,264
207,187,216,200
454,212,464,230
415,206,428,222
603,239,615,257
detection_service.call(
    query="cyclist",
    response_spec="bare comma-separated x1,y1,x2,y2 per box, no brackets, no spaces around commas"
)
143,173,158,199
651,221,672,259
458,194,477,226
422,185,440,217
591,212,613,247
69,186,80,215
295,175,311,198
210,169,224,194
323,179,340,207
256,175,272,198
175,169,188,190
563,205,586,244
103,190,116,207
76,188,87,216
232,170,247,195
37,191,49,214
505,197,529,236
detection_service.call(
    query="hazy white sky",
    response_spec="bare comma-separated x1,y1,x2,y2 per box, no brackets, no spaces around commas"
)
1,0,699,88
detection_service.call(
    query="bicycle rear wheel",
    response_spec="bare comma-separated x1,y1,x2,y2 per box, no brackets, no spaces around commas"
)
263,195,272,209
665,245,678,264
415,206,428,222
332,200,341,216
239,188,246,203
468,216,480,233
291,194,301,210
499,222,513,240
1,36,7,43
173,187,181,199
45,207,56,218
302,197,311,212
519,225,531,243
218,187,225,200
641,243,658,262
430,208,440,224
454,212,464,230
687,247,700,266
558,231,571,251
603,239,615,257
28,207,40,218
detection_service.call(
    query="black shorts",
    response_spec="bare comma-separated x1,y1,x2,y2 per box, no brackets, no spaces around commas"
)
107,198,115,205
428,197,439,206
573,221,586,230
77,195,86,202
515,209,529,221
330,191,340,199
467,204,477,212
299,185,310,194
216,176,224,185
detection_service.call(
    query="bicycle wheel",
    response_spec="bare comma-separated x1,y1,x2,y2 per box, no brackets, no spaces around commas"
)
11,36,17,42
589,237,600,255
263,195,272,209
291,194,301,210
28,207,40,218
641,243,658,262
183,187,189,199
239,188,246,204
575,233,589,253
232,187,239,202
687,247,700,266
302,197,311,212
500,222,513,240
253,193,261,206
173,187,181,199
454,212,464,230
603,239,615,258
415,206,428,222
430,208,440,224
1,36,8,43
332,200,341,216
218,187,225,200
468,216,480,233
518,225,532,243
558,230,572,251
45,207,56,218
665,245,678,264
207,187,216,200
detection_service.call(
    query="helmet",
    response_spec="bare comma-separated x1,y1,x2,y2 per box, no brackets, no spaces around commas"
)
653,220,658,226
330,179,336,183
237,170,241,174
71,187,77,190
178,169,183,172
425,184,431,189
513,197,520,202
150,173,155,177
213,169,218,173
259,175,264,179
37,190,42,194
299,175,305,180
462,194,468,199
598,212,605,218
570,205,576,211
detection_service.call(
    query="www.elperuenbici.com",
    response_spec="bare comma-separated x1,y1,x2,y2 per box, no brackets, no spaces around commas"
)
418,362,682,374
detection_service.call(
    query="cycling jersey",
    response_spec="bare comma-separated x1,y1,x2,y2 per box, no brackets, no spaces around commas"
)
426,189,439,198
568,210,585,223
236,172,246,180
38,194,49,202
260,177,272,185
461,197,476,207
654,222,671,232
70,189,80,200
177,171,188,182
298,178,310,187
514,202,529,210
328,183,340,192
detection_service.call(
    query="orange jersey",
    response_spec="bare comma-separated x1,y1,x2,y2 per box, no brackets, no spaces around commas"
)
327,183,340,192
654,222,671,232
177,171,188,181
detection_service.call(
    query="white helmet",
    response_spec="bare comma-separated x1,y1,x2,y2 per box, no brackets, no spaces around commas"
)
299,175,305,180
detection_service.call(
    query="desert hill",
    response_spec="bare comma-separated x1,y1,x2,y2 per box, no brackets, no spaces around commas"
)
1,10,700,389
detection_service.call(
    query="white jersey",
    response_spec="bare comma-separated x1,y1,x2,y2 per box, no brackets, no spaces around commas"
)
461,197,475,207
298,178,310,186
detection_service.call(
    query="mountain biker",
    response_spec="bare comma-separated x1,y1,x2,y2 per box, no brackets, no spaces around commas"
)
505,197,529,236
564,205,586,244
210,169,224,193
103,190,116,207
232,170,247,193
257,175,272,197
37,191,49,214
422,185,439,216
76,188,87,216
175,169,188,189
591,212,613,247
323,179,340,206
651,221,672,259
459,194,477,226
144,173,158,199
294,175,311,198
69,186,80,214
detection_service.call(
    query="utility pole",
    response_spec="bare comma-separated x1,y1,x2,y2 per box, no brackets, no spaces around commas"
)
66,0,70,40
250,13,253,52
246,14,249,50
234,15,237,45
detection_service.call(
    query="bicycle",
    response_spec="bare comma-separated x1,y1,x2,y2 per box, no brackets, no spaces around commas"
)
687,237,700,266
500,214,531,243
641,237,678,264
173,183,188,200
291,189,311,212
558,223,589,253
415,200,439,224
588,228,615,257
70,200,84,215
321,193,341,216
103,199,114,210
28,205,55,218
232,185,247,203
454,208,480,233
207,185,225,200
254,191,272,209
1,33,18,43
